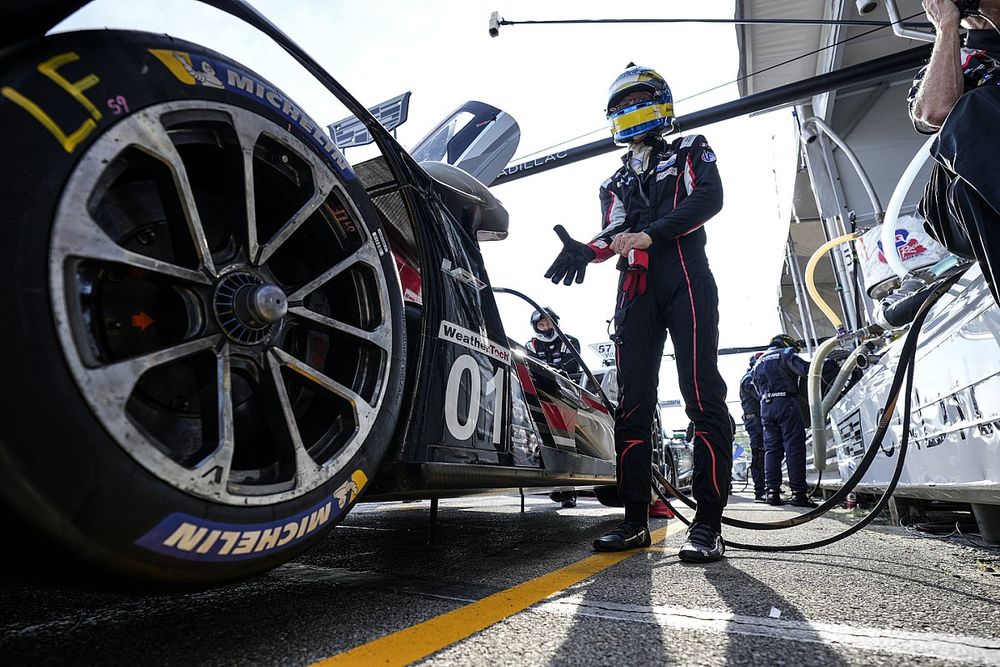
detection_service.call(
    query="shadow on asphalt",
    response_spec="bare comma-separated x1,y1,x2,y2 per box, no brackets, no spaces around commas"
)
729,553,999,605
548,550,671,665
703,559,850,665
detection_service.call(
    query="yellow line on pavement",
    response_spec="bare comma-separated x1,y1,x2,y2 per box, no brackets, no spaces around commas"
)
315,522,685,667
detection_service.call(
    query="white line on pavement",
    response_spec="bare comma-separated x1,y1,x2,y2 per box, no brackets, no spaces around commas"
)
532,596,1000,664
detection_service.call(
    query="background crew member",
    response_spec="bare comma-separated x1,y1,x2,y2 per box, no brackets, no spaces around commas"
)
752,334,817,508
545,64,733,563
908,0,1000,305
526,308,581,377
739,352,766,503
525,308,581,508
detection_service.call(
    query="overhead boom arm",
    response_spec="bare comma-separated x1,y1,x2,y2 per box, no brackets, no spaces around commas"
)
490,45,931,186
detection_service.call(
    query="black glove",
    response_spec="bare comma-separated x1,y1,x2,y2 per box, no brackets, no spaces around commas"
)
544,225,595,285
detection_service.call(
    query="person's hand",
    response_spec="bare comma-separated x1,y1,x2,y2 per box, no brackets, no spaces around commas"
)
544,225,595,285
922,0,961,30
610,231,653,257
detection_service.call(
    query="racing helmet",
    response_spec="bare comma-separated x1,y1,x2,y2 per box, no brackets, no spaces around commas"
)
770,333,801,351
606,64,674,144
748,351,764,368
531,307,559,342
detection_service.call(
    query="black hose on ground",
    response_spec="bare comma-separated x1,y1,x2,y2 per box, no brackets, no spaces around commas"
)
495,270,956,550
809,470,824,498
655,348,917,551
650,273,960,547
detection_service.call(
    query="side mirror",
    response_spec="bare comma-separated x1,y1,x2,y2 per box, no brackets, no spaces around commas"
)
419,161,509,242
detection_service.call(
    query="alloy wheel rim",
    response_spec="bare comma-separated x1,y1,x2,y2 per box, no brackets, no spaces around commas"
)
49,101,395,506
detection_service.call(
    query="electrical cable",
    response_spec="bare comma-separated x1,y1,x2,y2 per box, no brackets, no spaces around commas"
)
491,286,616,411
508,10,924,164
509,128,610,164
652,272,960,537
975,13,1000,40
498,17,930,28
903,518,1000,551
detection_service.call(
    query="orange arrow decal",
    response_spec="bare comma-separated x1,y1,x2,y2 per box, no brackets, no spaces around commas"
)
131,311,154,331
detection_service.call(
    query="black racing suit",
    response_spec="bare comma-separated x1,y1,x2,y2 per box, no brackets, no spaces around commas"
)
908,29,1000,305
738,370,765,497
752,346,810,494
588,134,733,528
525,335,581,375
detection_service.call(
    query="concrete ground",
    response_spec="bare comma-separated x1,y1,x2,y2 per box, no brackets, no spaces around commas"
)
1,491,999,666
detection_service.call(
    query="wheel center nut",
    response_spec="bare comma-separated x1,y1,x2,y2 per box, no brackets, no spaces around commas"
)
234,284,288,328
250,284,288,323
213,271,285,345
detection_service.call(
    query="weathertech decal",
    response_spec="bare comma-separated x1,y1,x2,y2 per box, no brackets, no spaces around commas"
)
438,320,511,365
136,470,368,562
148,49,354,181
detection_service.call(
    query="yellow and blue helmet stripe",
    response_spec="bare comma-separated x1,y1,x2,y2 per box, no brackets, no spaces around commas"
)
606,65,674,144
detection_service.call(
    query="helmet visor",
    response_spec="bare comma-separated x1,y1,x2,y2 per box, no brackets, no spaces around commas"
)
609,101,674,140
608,90,655,115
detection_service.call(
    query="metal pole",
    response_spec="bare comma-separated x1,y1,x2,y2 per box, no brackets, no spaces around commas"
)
791,239,821,350
428,497,439,545
491,45,932,186
814,131,862,333
803,117,883,222
834,214,872,328
790,203,821,350
819,215,856,332
786,240,814,355
833,213,865,330
885,0,937,42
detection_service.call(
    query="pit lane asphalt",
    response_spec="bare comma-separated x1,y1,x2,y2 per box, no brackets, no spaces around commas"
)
2,492,1000,666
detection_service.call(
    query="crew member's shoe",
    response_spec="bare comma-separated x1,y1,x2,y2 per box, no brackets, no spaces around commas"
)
789,492,818,508
753,492,767,503
649,499,676,519
561,497,577,509
678,522,725,563
766,489,784,506
593,521,651,552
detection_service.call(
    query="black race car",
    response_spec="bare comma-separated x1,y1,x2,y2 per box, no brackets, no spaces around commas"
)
0,0,652,583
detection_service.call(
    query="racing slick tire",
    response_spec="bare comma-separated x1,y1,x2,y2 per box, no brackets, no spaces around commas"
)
0,30,406,583
593,484,624,508
660,447,679,492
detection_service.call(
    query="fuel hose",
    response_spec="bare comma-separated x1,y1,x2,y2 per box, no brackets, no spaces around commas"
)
651,273,961,550
805,232,860,333
654,347,916,551
494,274,959,548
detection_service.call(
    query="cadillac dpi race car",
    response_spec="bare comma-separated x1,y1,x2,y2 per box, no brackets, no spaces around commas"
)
0,1,683,583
